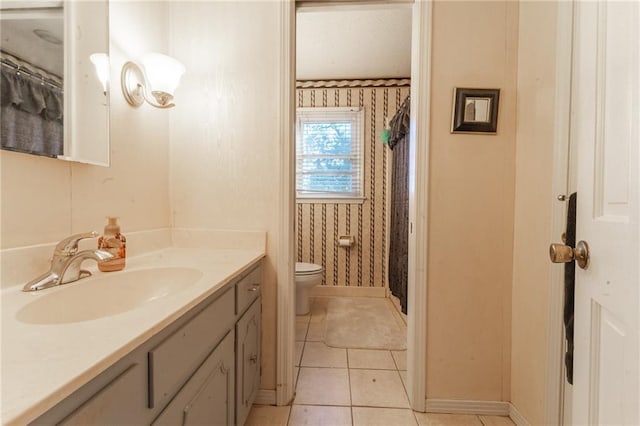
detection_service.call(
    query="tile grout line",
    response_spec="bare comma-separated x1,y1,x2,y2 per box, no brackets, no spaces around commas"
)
288,296,414,426
346,340,355,426
286,404,293,426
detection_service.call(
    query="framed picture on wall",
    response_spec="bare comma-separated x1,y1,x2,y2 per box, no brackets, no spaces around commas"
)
451,88,500,134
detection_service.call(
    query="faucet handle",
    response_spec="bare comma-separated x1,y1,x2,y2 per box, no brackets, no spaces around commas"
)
55,232,99,256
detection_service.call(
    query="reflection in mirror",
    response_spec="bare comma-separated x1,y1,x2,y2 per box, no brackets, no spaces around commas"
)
1,3,64,157
0,0,110,166
463,97,491,123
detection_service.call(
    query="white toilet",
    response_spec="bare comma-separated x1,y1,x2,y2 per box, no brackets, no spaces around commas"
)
295,262,324,315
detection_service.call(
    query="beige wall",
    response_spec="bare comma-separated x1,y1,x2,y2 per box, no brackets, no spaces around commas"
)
511,2,559,424
0,1,563,414
296,83,410,288
426,1,518,401
167,1,280,391
0,1,171,250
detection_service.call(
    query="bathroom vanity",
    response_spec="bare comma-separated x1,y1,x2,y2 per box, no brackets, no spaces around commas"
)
1,246,264,426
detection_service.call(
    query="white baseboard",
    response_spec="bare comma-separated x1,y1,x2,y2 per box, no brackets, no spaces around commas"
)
509,403,531,426
310,285,386,298
425,399,510,416
254,389,276,406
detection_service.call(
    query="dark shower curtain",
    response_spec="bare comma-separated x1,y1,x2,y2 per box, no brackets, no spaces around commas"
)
1,64,63,157
388,96,410,314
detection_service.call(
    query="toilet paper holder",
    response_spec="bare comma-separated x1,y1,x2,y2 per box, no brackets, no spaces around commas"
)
338,235,355,248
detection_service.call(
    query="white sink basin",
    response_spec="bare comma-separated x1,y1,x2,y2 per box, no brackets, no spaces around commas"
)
16,267,203,325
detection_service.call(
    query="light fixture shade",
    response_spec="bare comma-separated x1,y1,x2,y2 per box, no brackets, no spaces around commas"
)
89,53,110,92
141,53,185,96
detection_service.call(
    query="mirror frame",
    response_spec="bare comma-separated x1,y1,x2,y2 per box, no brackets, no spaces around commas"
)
451,87,500,134
59,0,110,166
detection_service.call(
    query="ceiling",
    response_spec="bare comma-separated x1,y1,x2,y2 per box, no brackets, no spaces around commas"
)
296,4,412,81
0,5,64,75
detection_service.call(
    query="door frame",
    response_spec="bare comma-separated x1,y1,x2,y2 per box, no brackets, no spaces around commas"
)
544,2,574,425
275,0,433,411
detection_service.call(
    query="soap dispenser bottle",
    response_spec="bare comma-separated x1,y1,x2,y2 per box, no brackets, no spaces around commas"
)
97,217,126,272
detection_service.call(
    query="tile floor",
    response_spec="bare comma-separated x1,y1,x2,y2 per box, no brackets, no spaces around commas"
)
245,297,515,426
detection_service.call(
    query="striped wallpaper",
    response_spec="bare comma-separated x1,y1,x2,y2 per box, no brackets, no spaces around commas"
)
295,80,411,288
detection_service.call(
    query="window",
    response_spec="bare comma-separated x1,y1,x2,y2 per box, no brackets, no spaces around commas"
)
296,107,364,200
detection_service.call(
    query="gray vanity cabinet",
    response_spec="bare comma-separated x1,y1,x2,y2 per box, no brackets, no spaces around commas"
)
148,287,235,411
31,260,263,426
58,363,146,425
236,298,261,426
152,331,235,426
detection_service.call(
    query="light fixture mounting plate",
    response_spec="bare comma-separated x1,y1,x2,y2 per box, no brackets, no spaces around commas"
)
121,61,145,107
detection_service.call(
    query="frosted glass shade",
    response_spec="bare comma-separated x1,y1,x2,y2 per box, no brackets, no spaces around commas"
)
141,53,185,96
89,53,110,92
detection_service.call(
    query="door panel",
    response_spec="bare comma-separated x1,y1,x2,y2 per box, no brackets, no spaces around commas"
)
572,0,639,425
591,303,626,425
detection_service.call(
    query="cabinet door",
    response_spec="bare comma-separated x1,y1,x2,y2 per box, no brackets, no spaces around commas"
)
236,298,261,426
149,287,234,409
58,363,145,425
153,331,235,426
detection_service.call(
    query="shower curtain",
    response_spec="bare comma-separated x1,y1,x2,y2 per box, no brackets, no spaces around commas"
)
388,96,410,314
0,64,63,158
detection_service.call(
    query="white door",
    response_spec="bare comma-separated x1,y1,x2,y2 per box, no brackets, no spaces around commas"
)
571,1,639,425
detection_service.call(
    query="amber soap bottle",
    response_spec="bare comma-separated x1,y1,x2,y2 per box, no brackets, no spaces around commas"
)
98,217,126,272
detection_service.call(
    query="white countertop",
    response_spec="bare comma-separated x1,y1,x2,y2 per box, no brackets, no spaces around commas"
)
1,247,264,425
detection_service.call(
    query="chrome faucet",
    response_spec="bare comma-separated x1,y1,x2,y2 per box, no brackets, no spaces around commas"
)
22,232,115,292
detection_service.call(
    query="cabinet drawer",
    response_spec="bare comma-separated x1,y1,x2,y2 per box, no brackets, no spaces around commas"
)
149,286,234,410
236,263,262,315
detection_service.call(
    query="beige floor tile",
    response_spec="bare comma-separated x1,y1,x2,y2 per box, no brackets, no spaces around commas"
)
392,350,407,370
294,367,351,406
294,367,300,387
288,405,351,426
352,407,417,426
310,297,329,323
306,321,325,342
478,415,515,426
348,349,396,369
414,413,483,426
350,369,410,408
301,342,348,368
296,318,309,342
295,342,304,366
399,370,408,393
245,405,291,426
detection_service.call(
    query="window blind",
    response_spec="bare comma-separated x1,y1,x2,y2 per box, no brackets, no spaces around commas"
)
296,107,364,199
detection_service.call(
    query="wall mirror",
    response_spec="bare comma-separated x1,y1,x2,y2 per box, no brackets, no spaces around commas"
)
451,87,500,134
0,0,110,166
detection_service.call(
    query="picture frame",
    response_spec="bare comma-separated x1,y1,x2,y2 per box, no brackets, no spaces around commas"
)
451,88,500,134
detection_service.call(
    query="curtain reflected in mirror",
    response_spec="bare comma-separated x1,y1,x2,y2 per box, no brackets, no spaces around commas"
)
0,3,64,158
1,52,64,157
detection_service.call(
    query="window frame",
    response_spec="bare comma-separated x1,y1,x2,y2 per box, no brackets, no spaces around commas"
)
295,106,365,201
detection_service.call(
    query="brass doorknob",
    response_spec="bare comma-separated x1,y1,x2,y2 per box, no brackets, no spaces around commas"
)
549,240,590,269
550,243,574,263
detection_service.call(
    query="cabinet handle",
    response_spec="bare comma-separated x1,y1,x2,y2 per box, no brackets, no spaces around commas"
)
248,284,260,292
249,354,257,363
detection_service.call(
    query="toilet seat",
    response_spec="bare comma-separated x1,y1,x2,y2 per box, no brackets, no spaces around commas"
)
295,262,323,275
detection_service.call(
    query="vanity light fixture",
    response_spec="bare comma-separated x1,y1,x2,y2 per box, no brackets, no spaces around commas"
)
121,52,185,109
89,53,110,94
